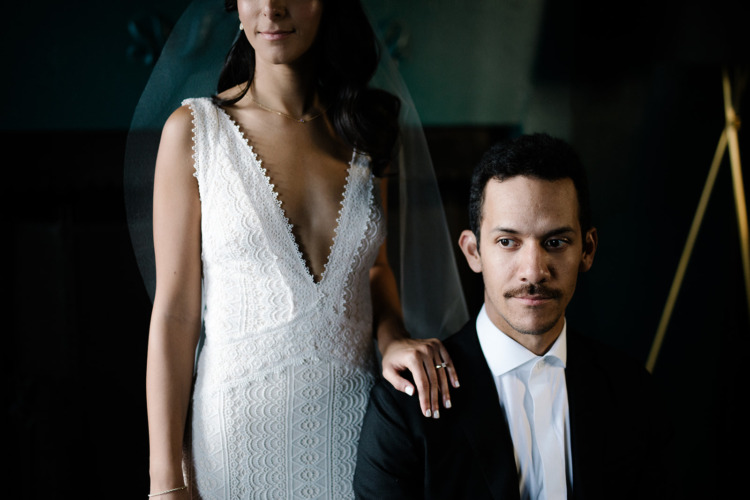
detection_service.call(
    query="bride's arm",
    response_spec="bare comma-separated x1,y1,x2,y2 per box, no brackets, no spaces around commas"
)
370,177,459,419
145,106,203,497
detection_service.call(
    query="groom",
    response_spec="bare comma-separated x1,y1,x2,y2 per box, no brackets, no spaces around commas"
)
353,134,674,499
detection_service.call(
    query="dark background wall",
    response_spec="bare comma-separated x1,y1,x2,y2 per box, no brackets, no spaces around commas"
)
5,0,748,498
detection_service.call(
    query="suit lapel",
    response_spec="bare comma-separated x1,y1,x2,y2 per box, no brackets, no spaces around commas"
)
449,323,521,500
565,332,606,499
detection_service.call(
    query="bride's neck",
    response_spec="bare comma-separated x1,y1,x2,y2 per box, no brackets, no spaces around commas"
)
251,60,318,117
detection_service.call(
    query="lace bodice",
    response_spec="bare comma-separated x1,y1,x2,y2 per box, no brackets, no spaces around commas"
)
184,98,385,499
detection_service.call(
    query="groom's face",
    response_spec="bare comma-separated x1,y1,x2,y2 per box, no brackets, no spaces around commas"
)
460,176,597,346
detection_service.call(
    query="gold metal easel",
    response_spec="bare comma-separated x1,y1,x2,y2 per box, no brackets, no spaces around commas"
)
647,66,749,373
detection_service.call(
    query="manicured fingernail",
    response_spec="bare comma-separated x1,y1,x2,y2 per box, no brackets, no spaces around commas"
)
405,386,414,396
445,400,452,409
453,380,460,388
433,410,440,419
425,409,431,418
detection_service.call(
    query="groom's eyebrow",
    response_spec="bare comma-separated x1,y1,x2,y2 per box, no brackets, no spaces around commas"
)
489,226,576,237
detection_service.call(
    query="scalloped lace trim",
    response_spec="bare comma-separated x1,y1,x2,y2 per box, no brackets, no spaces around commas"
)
216,105,355,286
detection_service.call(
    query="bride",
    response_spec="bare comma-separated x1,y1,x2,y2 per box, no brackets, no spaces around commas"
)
144,0,464,498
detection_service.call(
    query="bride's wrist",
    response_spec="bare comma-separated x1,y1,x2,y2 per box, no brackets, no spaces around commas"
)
376,322,409,354
149,459,185,492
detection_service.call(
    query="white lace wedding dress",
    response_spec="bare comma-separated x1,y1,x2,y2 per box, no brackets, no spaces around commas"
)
185,98,384,499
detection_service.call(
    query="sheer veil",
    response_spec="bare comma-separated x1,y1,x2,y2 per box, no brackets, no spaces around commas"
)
124,0,468,339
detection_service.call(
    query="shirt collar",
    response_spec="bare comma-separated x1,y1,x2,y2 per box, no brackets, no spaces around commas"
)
476,303,567,378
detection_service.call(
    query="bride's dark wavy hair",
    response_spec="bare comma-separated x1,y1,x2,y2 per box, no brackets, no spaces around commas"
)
213,0,401,176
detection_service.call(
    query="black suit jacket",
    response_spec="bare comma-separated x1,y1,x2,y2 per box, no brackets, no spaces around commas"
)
354,321,674,499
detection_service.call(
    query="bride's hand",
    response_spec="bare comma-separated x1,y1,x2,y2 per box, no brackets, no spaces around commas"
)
380,337,459,418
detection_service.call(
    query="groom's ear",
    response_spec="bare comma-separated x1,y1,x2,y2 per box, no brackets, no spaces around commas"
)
459,230,482,274
579,227,598,273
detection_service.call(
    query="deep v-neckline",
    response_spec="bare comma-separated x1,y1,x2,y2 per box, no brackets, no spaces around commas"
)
216,105,355,286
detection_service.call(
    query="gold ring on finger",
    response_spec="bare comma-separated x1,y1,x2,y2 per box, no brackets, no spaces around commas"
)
435,363,447,369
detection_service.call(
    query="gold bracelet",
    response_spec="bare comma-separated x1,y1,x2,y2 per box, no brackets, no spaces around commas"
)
148,485,187,497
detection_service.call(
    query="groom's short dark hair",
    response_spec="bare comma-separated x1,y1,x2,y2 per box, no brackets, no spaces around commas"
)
468,133,592,246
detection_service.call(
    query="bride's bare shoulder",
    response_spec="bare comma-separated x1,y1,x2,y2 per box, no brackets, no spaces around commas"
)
154,104,198,173
160,105,195,143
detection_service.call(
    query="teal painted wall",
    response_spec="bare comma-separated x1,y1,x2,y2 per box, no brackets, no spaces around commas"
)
363,0,553,127
1,1,187,130
2,0,557,130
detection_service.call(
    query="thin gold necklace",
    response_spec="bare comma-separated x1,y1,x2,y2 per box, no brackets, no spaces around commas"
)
249,86,323,124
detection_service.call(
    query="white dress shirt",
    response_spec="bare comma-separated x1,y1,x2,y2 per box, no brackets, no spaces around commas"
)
476,305,573,500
